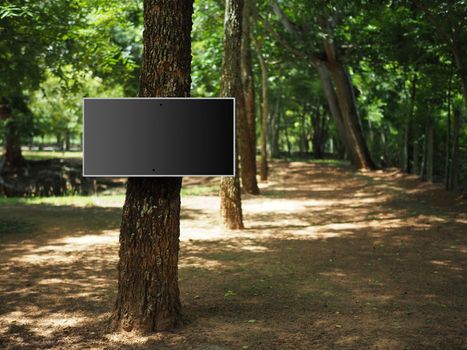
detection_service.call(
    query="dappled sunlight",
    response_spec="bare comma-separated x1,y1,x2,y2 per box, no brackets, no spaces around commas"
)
1,310,92,338
9,230,119,265
1,161,466,348
179,256,224,270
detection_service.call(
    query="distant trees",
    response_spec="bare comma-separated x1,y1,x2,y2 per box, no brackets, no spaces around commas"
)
0,0,139,167
0,0,81,166
267,0,376,170
112,0,194,332
1,0,466,193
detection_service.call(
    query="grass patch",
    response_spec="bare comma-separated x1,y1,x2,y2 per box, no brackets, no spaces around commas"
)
23,150,82,160
181,184,218,196
307,159,350,166
0,195,125,207
0,184,217,208
273,156,349,166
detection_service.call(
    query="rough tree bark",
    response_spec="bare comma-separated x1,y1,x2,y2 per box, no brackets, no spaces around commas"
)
0,104,24,168
112,0,193,333
239,0,260,195
220,0,244,229
252,35,269,181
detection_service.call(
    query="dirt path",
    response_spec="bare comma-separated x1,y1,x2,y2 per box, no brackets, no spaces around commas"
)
0,161,466,349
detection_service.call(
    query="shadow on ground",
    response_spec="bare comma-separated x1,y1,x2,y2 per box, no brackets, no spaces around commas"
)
0,161,466,349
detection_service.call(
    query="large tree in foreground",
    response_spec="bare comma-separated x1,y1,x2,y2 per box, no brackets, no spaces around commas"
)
112,0,194,332
220,0,244,229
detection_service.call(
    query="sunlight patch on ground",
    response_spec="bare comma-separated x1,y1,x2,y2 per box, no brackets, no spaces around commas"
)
179,256,224,270
9,230,118,265
1,310,90,337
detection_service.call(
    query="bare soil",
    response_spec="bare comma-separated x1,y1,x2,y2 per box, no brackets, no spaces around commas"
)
0,160,466,349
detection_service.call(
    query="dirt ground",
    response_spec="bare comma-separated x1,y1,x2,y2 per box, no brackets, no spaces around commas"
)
0,160,466,349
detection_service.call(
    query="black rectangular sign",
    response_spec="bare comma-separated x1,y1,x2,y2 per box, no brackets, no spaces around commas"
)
83,98,235,176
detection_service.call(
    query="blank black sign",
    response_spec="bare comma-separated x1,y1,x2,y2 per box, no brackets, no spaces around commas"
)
83,98,234,176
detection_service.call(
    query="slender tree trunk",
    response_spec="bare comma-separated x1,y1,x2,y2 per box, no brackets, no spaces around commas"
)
299,112,307,155
284,118,291,157
65,130,71,151
0,104,24,168
413,138,419,175
452,44,467,113
112,0,193,333
270,97,281,158
239,0,259,195
420,133,427,180
316,64,350,159
402,73,417,173
268,2,374,169
448,108,461,191
326,61,376,170
220,0,244,229
426,118,434,182
445,65,453,189
312,105,326,159
253,36,269,180
320,18,375,170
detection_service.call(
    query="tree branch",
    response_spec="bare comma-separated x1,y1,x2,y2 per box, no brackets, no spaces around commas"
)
251,1,322,66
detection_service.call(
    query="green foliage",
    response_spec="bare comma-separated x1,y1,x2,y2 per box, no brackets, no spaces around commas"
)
191,0,224,96
1,0,466,189
0,0,142,145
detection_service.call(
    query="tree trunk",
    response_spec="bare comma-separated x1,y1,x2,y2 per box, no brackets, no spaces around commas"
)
284,116,291,157
402,73,417,173
112,0,193,333
420,133,427,180
320,18,375,170
270,97,281,158
326,62,376,170
239,0,259,195
268,3,374,169
253,36,269,180
220,0,244,229
448,108,461,191
413,137,419,175
65,130,71,151
426,118,434,182
312,105,326,159
0,104,24,168
445,65,453,190
316,64,350,160
452,43,467,113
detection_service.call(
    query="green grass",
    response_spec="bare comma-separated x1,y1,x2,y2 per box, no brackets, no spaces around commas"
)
0,194,125,207
279,156,350,166
23,150,82,160
181,184,218,196
0,184,218,208
307,159,350,165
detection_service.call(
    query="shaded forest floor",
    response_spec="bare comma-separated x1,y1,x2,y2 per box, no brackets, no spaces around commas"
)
0,160,466,349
